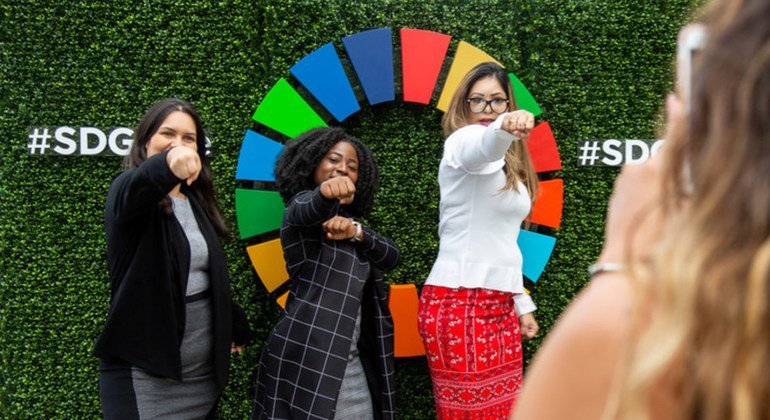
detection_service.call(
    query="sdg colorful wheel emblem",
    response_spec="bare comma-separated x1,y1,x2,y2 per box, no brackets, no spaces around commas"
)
235,28,563,357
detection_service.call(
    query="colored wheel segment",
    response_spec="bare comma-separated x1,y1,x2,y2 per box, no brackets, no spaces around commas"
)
400,28,451,104
235,189,284,239
290,42,360,122
252,78,327,138
342,28,395,105
235,130,283,182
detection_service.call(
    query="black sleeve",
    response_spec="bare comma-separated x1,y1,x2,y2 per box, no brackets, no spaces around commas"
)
283,188,339,227
356,225,401,272
105,150,183,224
231,300,256,345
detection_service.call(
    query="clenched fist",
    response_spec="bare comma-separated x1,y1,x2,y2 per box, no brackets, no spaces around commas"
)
166,146,201,186
502,110,535,139
322,216,357,241
319,176,356,205
519,313,539,340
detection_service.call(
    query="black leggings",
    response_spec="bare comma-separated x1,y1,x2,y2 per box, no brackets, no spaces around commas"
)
99,358,139,419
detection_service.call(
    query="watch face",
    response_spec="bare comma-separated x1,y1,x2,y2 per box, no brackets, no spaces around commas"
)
352,221,363,242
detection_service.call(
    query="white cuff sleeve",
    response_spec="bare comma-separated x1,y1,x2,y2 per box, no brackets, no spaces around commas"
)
514,293,537,316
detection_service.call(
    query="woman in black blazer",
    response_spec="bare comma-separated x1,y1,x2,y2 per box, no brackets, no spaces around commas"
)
94,98,254,419
251,127,401,420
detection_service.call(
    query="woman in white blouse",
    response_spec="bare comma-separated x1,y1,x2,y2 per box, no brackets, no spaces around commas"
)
418,61,540,419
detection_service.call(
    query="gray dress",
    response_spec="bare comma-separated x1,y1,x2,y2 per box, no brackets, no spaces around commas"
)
128,196,217,418
333,307,374,419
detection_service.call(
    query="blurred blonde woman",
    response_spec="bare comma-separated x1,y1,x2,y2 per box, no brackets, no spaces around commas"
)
512,0,770,419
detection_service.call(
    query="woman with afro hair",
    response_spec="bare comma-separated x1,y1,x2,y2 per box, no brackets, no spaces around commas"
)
251,127,401,420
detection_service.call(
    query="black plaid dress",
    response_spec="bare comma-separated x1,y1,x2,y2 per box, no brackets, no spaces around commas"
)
252,188,400,420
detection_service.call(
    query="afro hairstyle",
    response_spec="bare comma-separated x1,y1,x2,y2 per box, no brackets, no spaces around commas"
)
274,126,379,217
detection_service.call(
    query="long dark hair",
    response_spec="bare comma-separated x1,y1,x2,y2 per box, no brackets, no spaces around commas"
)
274,127,379,217
126,98,229,238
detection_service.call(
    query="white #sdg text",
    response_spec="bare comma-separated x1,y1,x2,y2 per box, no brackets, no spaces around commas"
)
27,127,133,156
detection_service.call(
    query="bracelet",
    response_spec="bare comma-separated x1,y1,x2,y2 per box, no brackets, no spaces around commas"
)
587,262,626,278
350,220,363,242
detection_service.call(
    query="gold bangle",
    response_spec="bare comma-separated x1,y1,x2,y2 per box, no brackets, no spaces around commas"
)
587,262,626,278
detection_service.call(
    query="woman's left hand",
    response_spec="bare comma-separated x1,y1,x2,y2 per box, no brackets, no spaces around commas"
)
519,313,539,340
322,216,356,241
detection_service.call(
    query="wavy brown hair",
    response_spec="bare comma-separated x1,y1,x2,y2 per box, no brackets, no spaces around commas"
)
611,1,770,419
442,62,539,202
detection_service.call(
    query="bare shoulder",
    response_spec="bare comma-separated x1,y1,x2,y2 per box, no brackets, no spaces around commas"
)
532,272,634,368
511,273,634,420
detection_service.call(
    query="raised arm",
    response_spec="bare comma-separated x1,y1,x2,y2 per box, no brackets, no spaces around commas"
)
284,175,358,227
321,216,401,272
105,150,182,224
283,188,340,227
446,111,534,173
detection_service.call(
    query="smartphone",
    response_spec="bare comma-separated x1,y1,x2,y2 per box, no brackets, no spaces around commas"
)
676,24,707,193
676,24,707,113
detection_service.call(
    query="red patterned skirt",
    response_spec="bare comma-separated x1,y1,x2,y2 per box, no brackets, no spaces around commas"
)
418,285,523,419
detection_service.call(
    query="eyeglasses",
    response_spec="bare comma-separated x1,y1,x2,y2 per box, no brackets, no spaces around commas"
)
466,97,509,114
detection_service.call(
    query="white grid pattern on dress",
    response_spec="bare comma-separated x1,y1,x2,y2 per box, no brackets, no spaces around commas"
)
252,188,399,420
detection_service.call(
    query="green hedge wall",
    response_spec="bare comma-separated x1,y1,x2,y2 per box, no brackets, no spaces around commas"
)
0,0,698,418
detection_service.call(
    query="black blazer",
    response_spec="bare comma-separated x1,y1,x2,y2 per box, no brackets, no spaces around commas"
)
252,188,400,420
93,151,254,392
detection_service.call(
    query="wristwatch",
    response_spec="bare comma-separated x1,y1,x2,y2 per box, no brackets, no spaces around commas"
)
350,220,363,242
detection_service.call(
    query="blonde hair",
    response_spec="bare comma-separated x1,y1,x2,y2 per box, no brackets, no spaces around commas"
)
442,62,539,202
609,1,770,418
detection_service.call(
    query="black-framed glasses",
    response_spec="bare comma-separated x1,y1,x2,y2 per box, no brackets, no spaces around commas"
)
466,97,509,114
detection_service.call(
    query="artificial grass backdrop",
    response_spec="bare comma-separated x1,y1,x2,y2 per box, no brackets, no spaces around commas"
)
0,0,697,417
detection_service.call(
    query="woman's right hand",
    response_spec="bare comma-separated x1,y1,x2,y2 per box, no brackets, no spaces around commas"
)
319,176,356,205
166,146,201,186
502,110,535,138
597,94,682,266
